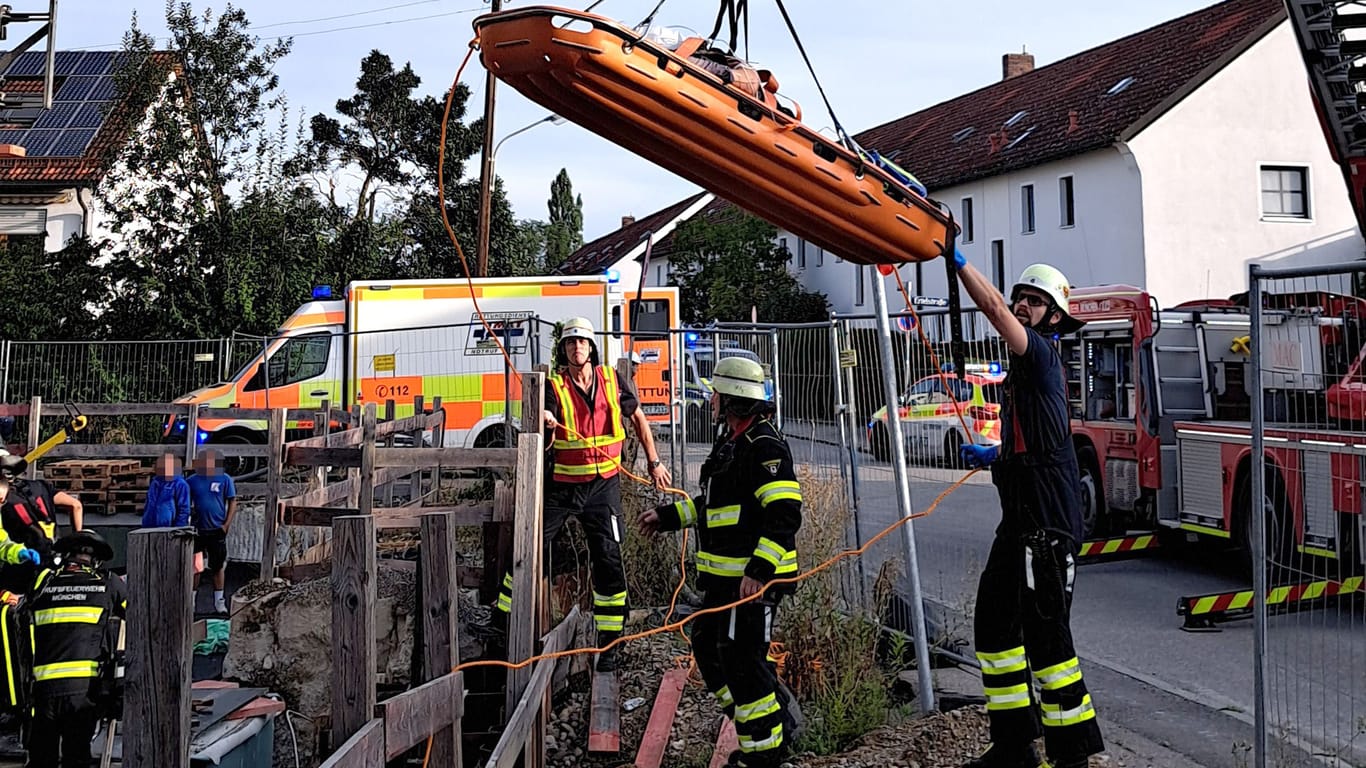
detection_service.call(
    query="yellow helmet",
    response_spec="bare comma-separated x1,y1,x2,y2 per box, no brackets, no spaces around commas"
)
711,357,768,401
1012,264,1084,333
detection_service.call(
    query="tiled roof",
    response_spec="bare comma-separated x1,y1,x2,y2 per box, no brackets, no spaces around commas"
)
0,50,176,185
854,0,1285,191
555,191,709,275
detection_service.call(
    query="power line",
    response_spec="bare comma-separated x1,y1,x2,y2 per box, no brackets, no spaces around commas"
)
251,0,457,30
66,4,487,51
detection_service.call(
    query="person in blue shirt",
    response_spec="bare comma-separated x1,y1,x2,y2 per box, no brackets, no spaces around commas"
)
142,452,190,529
187,450,236,615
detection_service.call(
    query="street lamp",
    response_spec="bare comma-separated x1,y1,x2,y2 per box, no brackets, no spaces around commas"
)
475,114,567,276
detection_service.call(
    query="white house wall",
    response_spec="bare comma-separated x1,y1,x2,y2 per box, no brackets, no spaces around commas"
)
1127,20,1363,304
785,148,1146,315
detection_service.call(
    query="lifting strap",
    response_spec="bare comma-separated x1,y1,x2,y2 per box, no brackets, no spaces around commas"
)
773,0,851,150
709,0,749,56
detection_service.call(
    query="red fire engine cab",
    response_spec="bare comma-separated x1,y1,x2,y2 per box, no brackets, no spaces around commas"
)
1060,285,1364,573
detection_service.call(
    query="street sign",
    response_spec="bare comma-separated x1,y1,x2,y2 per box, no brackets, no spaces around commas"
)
373,354,396,372
912,296,949,308
839,349,858,369
896,315,918,333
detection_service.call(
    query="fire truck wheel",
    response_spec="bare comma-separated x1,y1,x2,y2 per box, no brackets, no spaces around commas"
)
1077,446,1106,539
1236,470,1294,581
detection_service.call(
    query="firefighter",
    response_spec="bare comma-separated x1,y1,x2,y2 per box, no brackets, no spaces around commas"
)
0,473,52,604
947,256,1104,768
494,317,671,672
25,529,125,768
636,356,801,768
0,452,83,552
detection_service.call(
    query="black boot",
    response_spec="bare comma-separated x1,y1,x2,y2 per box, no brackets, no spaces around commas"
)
595,632,622,673
963,742,1042,768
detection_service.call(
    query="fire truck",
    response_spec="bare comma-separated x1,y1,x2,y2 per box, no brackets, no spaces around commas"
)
1060,285,1365,575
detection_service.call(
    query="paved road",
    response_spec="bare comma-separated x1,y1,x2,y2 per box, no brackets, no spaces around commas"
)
659,435,1365,766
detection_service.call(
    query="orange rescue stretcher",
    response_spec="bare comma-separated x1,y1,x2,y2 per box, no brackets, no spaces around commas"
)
473,6,957,266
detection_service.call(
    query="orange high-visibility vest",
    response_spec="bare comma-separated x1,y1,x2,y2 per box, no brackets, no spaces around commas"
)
549,365,625,483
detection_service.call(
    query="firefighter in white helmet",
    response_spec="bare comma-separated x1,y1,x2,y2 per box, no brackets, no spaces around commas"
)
637,356,803,768
494,316,670,672
947,256,1103,768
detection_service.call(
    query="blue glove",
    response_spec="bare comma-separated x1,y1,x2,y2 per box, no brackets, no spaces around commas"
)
959,444,998,469
951,246,967,270
16,548,41,566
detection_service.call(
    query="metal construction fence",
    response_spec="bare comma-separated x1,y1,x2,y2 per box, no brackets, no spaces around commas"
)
1249,261,1366,768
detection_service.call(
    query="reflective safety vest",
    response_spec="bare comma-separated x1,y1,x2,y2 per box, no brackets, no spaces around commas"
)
549,365,626,483
27,565,124,696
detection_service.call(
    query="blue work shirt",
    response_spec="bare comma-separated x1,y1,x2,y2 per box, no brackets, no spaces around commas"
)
142,475,191,528
187,472,236,531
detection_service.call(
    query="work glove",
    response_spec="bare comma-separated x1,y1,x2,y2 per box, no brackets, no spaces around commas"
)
959,444,998,469
950,246,967,270
16,548,41,566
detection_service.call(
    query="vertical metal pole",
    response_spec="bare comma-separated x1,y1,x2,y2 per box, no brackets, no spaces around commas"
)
474,0,503,277
667,333,680,486
42,2,58,110
829,319,865,607
769,328,783,431
1248,264,1269,768
1,339,9,404
870,273,935,712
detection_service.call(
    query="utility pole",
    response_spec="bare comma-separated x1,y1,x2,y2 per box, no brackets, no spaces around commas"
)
475,0,503,278
0,1,60,109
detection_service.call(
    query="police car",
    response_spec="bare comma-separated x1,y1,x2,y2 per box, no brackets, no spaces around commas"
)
866,364,1005,464
680,338,773,442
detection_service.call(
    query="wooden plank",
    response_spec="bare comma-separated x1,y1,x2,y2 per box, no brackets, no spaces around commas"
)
379,672,464,760
588,669,621,754
331,515,377,747
358,404,376,517
60,402,188,417
373,411,431,438
199,407,319,421
124,527,195,768
505,429,545,721
318,718,385,768
421,510,464,767
381,400,395,508
708,720,740,768
286,428,366,450
182,405,198,467
280,476,357,510
283,501,486,527
346,405,362,509
41,444,269,460
408,395,426,502
260,409,286,579
283,446,519,469
633,668,689,768
486,609,575,768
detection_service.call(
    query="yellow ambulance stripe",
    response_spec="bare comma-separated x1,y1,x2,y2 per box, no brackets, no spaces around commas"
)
482,285,543,298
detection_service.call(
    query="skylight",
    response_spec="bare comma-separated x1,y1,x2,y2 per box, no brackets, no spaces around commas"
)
1005,110,1028,128
1105,76,1136,96
952,127,976,143
1006,127,1035,150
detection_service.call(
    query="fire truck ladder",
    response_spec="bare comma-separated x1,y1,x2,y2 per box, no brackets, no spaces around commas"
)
1177,576,1365,631
1077,533,1162,562
1151,319,1214,419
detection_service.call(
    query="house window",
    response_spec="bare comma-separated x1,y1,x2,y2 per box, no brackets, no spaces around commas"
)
960,197,975,243
655,264,664,284
798,239,807,269
1021,184,1035,234
856,266,866,306
1260,165,1309,219
1059,176,1075,227
815,245,824,267
991,240,1005,292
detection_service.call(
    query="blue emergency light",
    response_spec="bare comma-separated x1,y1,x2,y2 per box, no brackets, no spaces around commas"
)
685,331,699,348
312,285,333,300
606,269,621,284
988,361,1002,374
197,431,210,444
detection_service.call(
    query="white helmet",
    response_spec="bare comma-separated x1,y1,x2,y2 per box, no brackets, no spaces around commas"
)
557,316,599,365
711,357,768,401
1011,264,1084,333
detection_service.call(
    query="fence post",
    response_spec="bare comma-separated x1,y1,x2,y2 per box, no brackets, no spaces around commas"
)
260,408,286,579
0,339,9,403
769,327,783,431
421,511,464,766
1248,263,1269,768
410,395,425,502
828,319,866,609
331,515,377,751
383,399,396,507
869,272,936,713
25,396,40,479
124,527,195,768
182,406,199,467
347,405,362,509
313,399,330,490
430,396,444,491
505,427,545,735
522,370,549,768
359,403,376,517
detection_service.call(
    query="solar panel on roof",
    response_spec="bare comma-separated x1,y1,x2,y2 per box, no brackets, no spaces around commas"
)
47,128,95,157
88,77,117,101
0,129,27,145
55,77,96,101
72,53,112,77
70,103,105,129
34,102,78,129
54,51,86,76
5,51,45,77
21,130,61,156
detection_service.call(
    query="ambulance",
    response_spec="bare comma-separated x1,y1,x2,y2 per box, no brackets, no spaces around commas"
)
166,275,679,453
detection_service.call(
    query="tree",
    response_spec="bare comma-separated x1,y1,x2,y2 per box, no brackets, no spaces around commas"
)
544,168,583,270
669,209,829,324
0,237,107,340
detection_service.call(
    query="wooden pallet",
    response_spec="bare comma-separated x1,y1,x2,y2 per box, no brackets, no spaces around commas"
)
43,460,140,479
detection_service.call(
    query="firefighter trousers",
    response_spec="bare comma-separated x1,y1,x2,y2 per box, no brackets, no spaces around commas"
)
692,588,788,765
497,475,629,639
26,692,100,768
974,530,1104,764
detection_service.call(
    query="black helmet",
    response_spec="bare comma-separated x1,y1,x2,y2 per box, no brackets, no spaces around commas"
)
53,530,114,563
0,452,25,479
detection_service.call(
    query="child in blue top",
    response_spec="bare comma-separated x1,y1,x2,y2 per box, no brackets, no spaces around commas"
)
187,450,237,614
142,453,190,528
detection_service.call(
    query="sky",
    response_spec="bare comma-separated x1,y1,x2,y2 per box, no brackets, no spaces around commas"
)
57,0,1226,242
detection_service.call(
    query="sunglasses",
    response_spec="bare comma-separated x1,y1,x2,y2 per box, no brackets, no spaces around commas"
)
1013,293,1049,308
